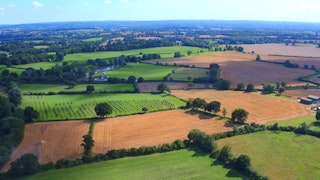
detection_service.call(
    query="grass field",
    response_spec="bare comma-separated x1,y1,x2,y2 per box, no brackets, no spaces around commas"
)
64,46,208,63
101,63,176,81
14,62,62,70
21,83,135,94
22,93,185,121
268,115,320,132
33,45,49,49
82,37,103,42
169,67,209,81
19,149,242,180
217,131,320,179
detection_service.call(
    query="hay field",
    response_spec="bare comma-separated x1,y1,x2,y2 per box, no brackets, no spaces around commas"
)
171,90,311,124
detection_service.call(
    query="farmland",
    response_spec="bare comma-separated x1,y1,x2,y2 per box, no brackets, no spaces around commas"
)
137,82,207,92
267,115,320,132
82,37,103,42
20,83,135,94
171,90,311,123
20,149,242,180
168,67,209,81
64,46,208,63
21,93,185,121
217,131,320,179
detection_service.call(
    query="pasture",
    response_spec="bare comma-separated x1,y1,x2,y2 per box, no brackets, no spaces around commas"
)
21,93,185,121
171,90,311,123
33,45,49,49
21,83,135,94
169,67,210,81
268,115,320,132
147,51,313,88
137,82,207,92
102,63,176,81
217,131,320,179
20,149,242,180
1,110,234,173
64,46,208,63
241,43,320,57
82,37,103,42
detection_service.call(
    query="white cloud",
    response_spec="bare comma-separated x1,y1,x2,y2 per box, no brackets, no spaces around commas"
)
104,0,112,4
8,4,15,8
0,7,5,12
85,2,90,6
32,1,43,8
291,0,320,10
121,0,129,4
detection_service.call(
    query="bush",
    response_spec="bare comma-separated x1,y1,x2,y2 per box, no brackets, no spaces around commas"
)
217,145,233,164
234,154,251,172
8,154,39,177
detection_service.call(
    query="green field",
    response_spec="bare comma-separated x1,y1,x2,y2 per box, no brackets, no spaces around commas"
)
169,67,209,81
268,115,320,132
100,63,175,80
22,93,185,121
21,83,135,94
20,149,242,180
14,62,62,70
0,50,9,55
33,45,49,49
217,131,320,179
64,46,208,63
82,37,103,42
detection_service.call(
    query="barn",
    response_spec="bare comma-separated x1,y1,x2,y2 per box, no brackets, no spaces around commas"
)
300,97,313,105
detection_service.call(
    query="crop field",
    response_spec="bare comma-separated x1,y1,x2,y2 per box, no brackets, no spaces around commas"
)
92,110,233,154
82,37,103,42
1,120,90,173
102,63,176,81
21,93,185,121
21,83,135,94
171,90,311,123
137,82,207,92
147,51,312,88
241,43,320,57
20,149,242,180
64,46,208,63
217,131,320,179
283,89,320,99
169,67,209,81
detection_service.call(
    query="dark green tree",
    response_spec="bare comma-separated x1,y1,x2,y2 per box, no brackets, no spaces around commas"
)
278,87,285,95
281,81,287,87
187,50,192,56
0,95,12,119
205,101,221,114
8,154,39,177
256,55,261,61
262,83,275,94
157,82,170,93
94,103,113,118
8,87,22,106
127,76,137,83
234,154,251,172
24,106,39,123
174,52,182,58
316,110,320,121
216,79,230,90
137,77,144,83
191,98,207,109
231,109,249,123
245,83,254,92
236,83,245,91
217,145,233,164
81,135,94,156
86,85,95,93
222,107,227,117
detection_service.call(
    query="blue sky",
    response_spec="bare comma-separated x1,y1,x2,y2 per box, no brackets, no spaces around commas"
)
0,0,320,24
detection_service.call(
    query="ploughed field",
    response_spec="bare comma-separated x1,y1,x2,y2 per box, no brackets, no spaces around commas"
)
21,93,185,121
171,90,311,124
1,110,233,173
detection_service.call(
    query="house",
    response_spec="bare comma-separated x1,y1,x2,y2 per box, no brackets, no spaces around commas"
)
300,97,313,105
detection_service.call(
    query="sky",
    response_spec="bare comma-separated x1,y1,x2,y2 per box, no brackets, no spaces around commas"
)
0,0,320,24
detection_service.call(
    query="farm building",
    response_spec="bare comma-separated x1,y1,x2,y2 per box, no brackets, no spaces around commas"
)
300,97,313,105
307,95,320,102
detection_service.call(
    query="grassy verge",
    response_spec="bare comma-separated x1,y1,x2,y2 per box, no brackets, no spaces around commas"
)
217,131,320,179
18,149,242,180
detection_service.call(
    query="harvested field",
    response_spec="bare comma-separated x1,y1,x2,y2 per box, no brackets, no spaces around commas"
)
261,55,320,70
171,90,311,124
1,121,90,172
241,44,320,57
148,52,313,88
137,82,207,92
283,89,320,99
92,110,233,154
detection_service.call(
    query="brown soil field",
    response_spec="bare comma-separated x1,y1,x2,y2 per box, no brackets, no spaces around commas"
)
92,110,233,154
148,52,313,88
261,55,320,69
283,89,320,99
171,90,312,124
241,44,320,57
1,121,90,172
137,82,206,92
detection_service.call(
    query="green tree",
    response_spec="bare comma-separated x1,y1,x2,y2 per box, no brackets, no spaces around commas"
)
24,106,39,123
8,87,22,106
142,107,148,113
94,103,113,118
127,76,137,83
236,83,245,91
187,50,192,56
316,110,320,121
81,134,94,156
278,87,285,95
222,107,227,117
65,80,76,89
157,82,170,93
8,154,39,177
0,95,12,119
281,81,287,87
245,83,254,92
262,83,275,94
174,52,182,58
234,154,251,172
137,77,144,83
256,55,261,61
191,98,207,109
86,85,95,93
205,101,221,114
216,79,230,90
231,109,249,123
217,145,233,164
0,146,11,165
